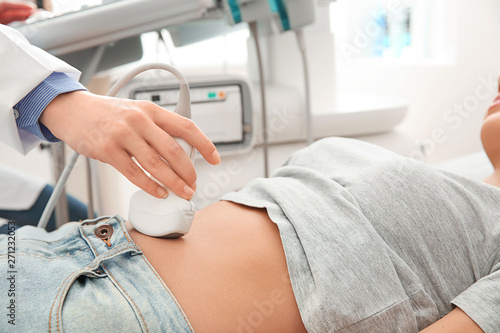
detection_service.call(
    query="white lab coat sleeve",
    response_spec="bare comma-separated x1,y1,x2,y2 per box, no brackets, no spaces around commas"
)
0,24,82,154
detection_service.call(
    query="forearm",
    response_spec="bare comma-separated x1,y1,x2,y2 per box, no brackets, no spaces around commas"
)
419,308,483,333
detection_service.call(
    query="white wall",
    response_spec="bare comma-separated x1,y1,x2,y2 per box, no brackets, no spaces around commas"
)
335,0,500,163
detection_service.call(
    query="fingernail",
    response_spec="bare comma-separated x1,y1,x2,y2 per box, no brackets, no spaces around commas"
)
212,151,221,164
184,185,195,198
157,187,168,198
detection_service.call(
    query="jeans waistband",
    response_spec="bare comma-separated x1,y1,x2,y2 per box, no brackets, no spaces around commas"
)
73,216,195,332
0,215,194,332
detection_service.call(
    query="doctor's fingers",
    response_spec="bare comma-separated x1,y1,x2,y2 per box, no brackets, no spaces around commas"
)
122,107,198,190
99,136,195,200
128,129,198,199
140,101,221,165
105,150,173,199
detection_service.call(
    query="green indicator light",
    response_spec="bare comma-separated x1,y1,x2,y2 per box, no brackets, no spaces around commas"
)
208,92,217,99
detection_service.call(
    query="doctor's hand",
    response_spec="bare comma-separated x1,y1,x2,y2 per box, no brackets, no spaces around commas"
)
40,90,221,200
0,1,36,25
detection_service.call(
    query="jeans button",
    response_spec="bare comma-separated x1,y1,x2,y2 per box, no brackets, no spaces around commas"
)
95,225,113,247
95,225,113,239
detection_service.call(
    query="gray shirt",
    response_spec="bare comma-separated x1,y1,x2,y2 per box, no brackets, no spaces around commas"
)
222,137,500,333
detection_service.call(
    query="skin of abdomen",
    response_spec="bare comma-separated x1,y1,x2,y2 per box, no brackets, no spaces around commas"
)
127,201,307,333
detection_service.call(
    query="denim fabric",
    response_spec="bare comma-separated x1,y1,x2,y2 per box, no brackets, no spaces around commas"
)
0,216,193,332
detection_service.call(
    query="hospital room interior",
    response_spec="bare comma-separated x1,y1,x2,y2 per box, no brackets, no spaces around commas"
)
1,0,500,229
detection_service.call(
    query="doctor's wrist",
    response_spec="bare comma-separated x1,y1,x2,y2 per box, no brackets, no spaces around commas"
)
15,72,86,142
39,90,89,141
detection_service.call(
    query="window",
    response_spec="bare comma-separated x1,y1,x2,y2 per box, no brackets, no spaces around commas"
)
330,0,455,64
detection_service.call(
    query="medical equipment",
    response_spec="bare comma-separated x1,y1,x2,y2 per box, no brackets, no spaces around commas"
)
222,0,316,175
125,77,254,155
16,0,213,56
224,0,315,31
248,21,271,176
39,63,198,239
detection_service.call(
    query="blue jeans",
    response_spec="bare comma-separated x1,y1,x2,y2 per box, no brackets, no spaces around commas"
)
0,216,194,332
